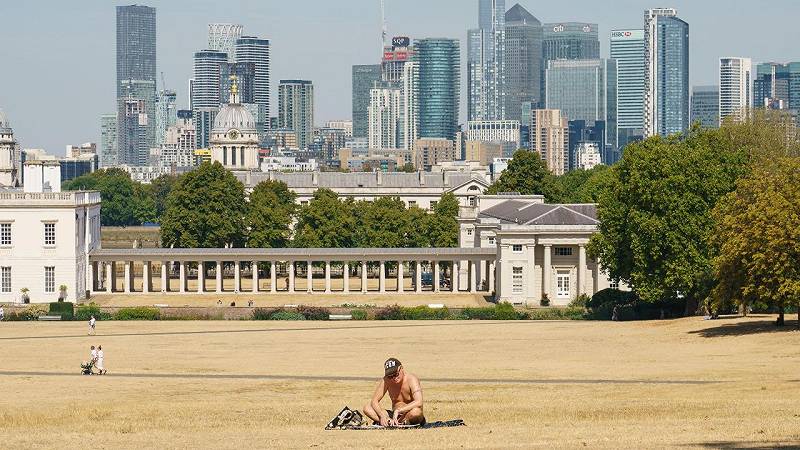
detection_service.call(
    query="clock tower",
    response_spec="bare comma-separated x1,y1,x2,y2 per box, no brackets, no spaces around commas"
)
209,76,260,170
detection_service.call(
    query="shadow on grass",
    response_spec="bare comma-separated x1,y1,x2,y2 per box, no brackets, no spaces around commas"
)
688,441,800,449
689,317,800,338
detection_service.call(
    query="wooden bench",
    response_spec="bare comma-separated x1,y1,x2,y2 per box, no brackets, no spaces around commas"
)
38,315,62,321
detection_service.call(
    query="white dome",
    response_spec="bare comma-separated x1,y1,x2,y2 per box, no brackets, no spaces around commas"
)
212,103,256,133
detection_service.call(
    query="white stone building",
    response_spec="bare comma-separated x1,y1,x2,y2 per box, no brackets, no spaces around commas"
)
210,79,260,171
459,195,619,306
0,167,101,303
575,142,602,170
0,110,20,187
368,86,402,151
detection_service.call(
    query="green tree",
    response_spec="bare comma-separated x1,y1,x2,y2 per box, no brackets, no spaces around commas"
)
132,183,157,224
487,149,559,201
587,129,748,313
160,162,247,248
360,197,411,248
63,168,140,226
246,180,296,248
293,188,355,248
149,174,180,221
551,165,613,203
427,192,459,247
400,162,416,173
711,158,800,326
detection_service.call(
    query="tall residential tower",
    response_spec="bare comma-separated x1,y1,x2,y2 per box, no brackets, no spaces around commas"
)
468,0,506,121
719,57,752,123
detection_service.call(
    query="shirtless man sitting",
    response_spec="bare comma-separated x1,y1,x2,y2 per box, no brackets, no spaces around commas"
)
363,358,425,427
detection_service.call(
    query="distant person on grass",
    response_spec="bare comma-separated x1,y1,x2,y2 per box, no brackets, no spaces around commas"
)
363,358,425,426
88,315,96,335
96,345,106,375
89,345,98,374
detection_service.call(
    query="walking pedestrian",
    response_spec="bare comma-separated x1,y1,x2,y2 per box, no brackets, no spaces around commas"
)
89,345,98,374
96,345,106,375
88,315,96,335
0,305,4,321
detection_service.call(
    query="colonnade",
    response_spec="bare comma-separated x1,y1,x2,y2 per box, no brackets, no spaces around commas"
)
88,258,496,295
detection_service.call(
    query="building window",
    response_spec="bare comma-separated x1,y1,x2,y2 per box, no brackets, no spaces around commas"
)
469,196,477,206
1,267,10,293
44,266,55,293
610,280,619,289
430,201,438,209
0,223,10,246
512,244,523,253
555,247,573,256
44,223,56,246
300,201,308,206
488,237,495,245
512,267,523,294
408,200,417,208
467,228,473,236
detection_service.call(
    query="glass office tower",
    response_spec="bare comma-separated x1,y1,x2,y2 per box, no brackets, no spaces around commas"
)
468,0,505,121
504,4,543,123
610,29,645,150
690,86,719,128
644,9,689,137
352,65,382,138
416,38,461,141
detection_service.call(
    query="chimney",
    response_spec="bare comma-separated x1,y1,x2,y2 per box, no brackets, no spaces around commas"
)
23,161,44,193
312,171,319,186
43,161,62,192
418,170,425,186
376,170,382,186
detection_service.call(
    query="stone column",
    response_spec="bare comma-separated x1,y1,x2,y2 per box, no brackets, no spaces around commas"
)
415,261,422,294
216,261,223,293
397,261,404,293
578,245,587,297
343,262,350,293
469,260,477,293
361,261,368,293
488,261,495,294
142,261,151,293
452,261,459,292
252,261,259,293
288,261,295,292
106,262,113,293
89,262,97,292
434,261,440,293
307,261,313,292
179,261,186,293
270,262,277,293
124,261,132,293
161,261,168,292
379,261,385,293
325,261,331,293
197,262,204,293
543,245,552,299
234,261,241,293
527,244,536,299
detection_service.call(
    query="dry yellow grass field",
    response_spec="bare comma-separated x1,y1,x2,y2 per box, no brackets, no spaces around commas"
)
0,315,798,449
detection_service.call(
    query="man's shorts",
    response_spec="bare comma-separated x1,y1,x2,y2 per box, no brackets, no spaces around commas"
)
386,409,426,426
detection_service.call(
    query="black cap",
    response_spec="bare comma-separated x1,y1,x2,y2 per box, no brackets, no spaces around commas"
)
384,358,401,377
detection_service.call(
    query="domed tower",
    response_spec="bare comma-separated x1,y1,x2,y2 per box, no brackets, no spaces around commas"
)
209,76,260,170
0,109,19,187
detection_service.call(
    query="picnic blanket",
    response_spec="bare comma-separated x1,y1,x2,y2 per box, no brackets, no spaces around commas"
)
325,407,465,430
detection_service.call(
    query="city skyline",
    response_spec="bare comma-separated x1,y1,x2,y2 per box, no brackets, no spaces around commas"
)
2,0,800,153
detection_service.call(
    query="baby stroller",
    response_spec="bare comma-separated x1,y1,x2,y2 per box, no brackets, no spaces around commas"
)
81,360,95,375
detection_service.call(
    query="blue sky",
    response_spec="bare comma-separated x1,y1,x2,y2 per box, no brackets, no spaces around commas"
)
1,0,799,154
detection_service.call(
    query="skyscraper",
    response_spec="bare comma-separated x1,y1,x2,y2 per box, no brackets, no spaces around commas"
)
117,98,149,166
235,36,271,118
192,50,227,148
542,23,599,64
504,4,543,122
691,86,720,128
208,23,243,62
278,80,314,150
382,36,414,84
368,84,402,150
100,114,118,168
468,0,505,121
530,109,569,175
116,5,156,97
644,8,689,137
545,59,607,125
416,38,460,141
352,64,382,138
401,61,420,152
116,5,156,165
752,62,800,111
610,29,645,150
155,89,177,147
719,57,752,123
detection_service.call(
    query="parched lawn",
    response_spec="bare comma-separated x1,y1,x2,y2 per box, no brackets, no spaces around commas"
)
0,316,798,448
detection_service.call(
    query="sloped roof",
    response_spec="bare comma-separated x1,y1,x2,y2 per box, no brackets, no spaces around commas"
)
505,4,541,25
244,171,488,190
480,201,598,226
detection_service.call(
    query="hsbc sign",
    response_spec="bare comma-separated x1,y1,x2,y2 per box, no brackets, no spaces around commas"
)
611,29,643,40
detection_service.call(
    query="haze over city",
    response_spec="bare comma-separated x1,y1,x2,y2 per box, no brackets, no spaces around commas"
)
1,0,800,153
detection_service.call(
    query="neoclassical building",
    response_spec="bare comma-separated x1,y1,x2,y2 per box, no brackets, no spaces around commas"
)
0,110,19,187
210,78,260,171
